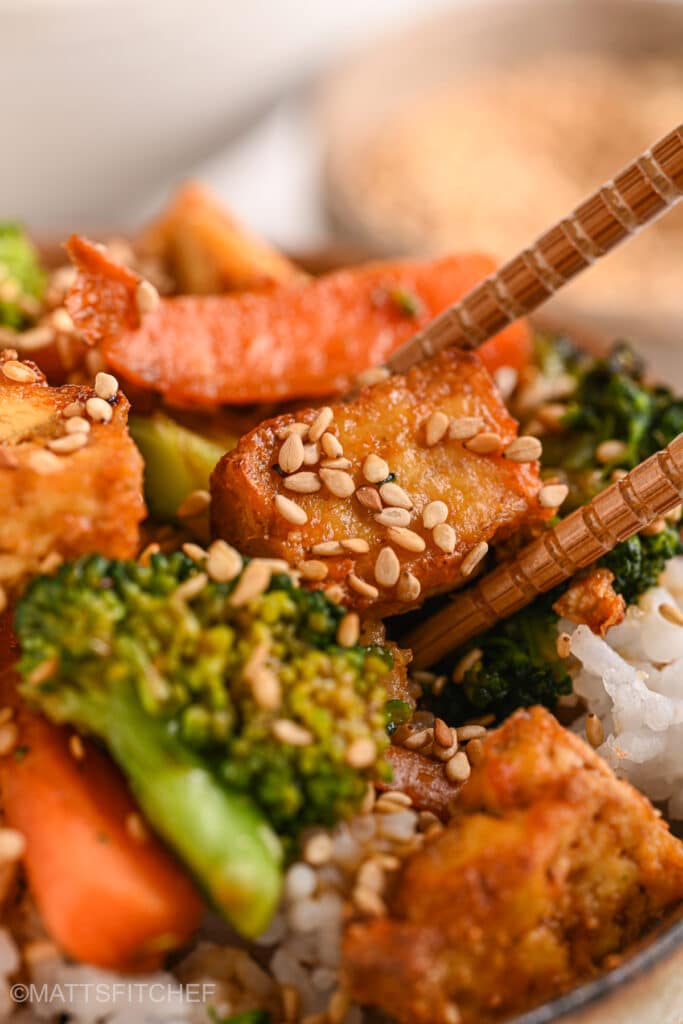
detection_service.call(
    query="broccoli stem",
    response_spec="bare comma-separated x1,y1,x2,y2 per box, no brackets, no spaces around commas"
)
56,683,282,937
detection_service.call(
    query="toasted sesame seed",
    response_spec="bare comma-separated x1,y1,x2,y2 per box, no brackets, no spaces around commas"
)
272,719,314,746
64,416,91,435
94,371,119,400
363,454,390,484
298,559,328,582
278,432,305,474
229,560,272,606
348,573,379,599
445,751,471,783
434,718,452,747
320,456,352,470
596,439,628,464
85,348,108,376
308,406,334,442
280,985,300,1023
379,481,413,509
665,504,683,523
0,722,18,756
25,657,57,687
320,467,355,498
641,518,666,537
461,541,488,577
1,359,38,384
503,435,543,462
449,416,484,440
321,432,343,458
375,547,400,587
537,401,567,428
387,526,426,553
353,885,386,917
69,734,85,760
0,587,6,616
303,831,334,866
207,540,242,582
174,572,209,602
422,500,448,529
467,738,485,766
434,732,459,761
493,365,518,399
176,489,211,518
557,632,572,658
659,602,683,627
136,279,160,317
376,790,413,810
302,442,321,465
324,583,345,603
275,494,308,526
355,486,383,512
126,812,149,843
327,988,351,1024
539,483,569,508
397,570,421,602
51,308,74,334
16,325,55,352
182,542,207,562
374,507,411,528
425,410,449,446
252,667,282,710
433,523,456,554
357,859,385,892
456,724,487,741
85,396,113,423
278,422,309,440
452,647,483,683
346,736,377,768
62,401,85,418
312,541,344,556
283,472,321,494
47,431,88,454
586,713,605,748
403,727,434,751
341,538,370,554
0,828,26,863
138,541,160,567
337,612,360,648
465,432,503,456
356,366,391,388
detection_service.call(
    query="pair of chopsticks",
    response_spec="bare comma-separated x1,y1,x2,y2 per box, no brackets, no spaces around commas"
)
381,125,683,668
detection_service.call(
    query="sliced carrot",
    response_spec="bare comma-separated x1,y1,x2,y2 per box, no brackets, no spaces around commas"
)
0,621,203,972
66,235,531,410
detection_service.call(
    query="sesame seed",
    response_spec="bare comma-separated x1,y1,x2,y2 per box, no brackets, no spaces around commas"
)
27,449,63,474
303,831,334,866
348,573,379,599
345,736,376,768
136,279,160,317
283,472,321,494
302,442,321,465
376,790,413,810
275,494,308,526
0,828,26,863
456,724,487,741
557,632,572,658
425,410,449,446
586,713,605,748
62,401,85,418
379,482,412,509
16,325,55,351
64,416,91,435
449,416,484,440
229,560,272,606
297,560,328,581
596,439,628,464
403,727,434,751
352,885,386,917
493,365,518,399
321,432,343,458
69,734,85,760
387,526,426,553
327,988,351,1024
422,500,448,529
433,523,456,554
340,538,370,553
324,583,345,603
207,540,242,582
277,422,309,440
461,541,488,577
538,483,569,509
1,359,38,384
465,431,503,454
85,348,107,376
355,486,383,512
51,308,74,334
375,547,400,587
26,657,57,687
363,454,390,484
182,542,207,562
659,602,683,627
174,572,209,602
375,507,411,528
0,587,6,616
396,570,421,602
0,722,18,756
272,719,314,746
319,467,355,498
85,396,113,423
308,407,334,443
311,541,344,556
665,504,683,523
503,435,543,462
125,812,149,843
176,489,211,518
252,667,282,710
355,366,391,388
467,738,485,766
47,432,88,454
537,402,567,428
278,432,305,474
94,371,119,400
641,518,667,537
434,718,452,747
280,985,300,1023
357,859,385,892
337,612,360,648
320,456,352,470
445,751,471,783
452,647,483,683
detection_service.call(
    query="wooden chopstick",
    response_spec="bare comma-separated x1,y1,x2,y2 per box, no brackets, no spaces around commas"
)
406,432,683,669
385,125,683,376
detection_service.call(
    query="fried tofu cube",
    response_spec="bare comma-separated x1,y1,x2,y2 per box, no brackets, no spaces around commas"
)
211,350,545,616
0,351,145,597
342,707,683,1024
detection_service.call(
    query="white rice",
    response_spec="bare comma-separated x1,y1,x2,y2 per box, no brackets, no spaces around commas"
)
566,554,683,820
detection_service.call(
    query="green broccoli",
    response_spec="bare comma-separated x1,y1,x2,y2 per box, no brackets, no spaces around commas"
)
599,522,682,606
0,223,45,329
14,552,392,935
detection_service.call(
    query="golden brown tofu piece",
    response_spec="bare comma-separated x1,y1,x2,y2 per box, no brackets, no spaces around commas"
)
0,351,145,596
211,350,545,616
553,566,625,636
343,707,683,1024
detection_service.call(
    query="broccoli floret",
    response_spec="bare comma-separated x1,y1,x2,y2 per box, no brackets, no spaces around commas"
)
599,522,682,606
0,223,45,329
14,552,392,935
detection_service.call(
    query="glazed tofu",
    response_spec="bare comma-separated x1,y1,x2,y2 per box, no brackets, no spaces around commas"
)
342,707,683,1024
211,350,545,616
0,351,145,597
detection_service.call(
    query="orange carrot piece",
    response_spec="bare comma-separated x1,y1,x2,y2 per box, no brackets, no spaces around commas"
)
66,235,531,410
0,622,203,972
